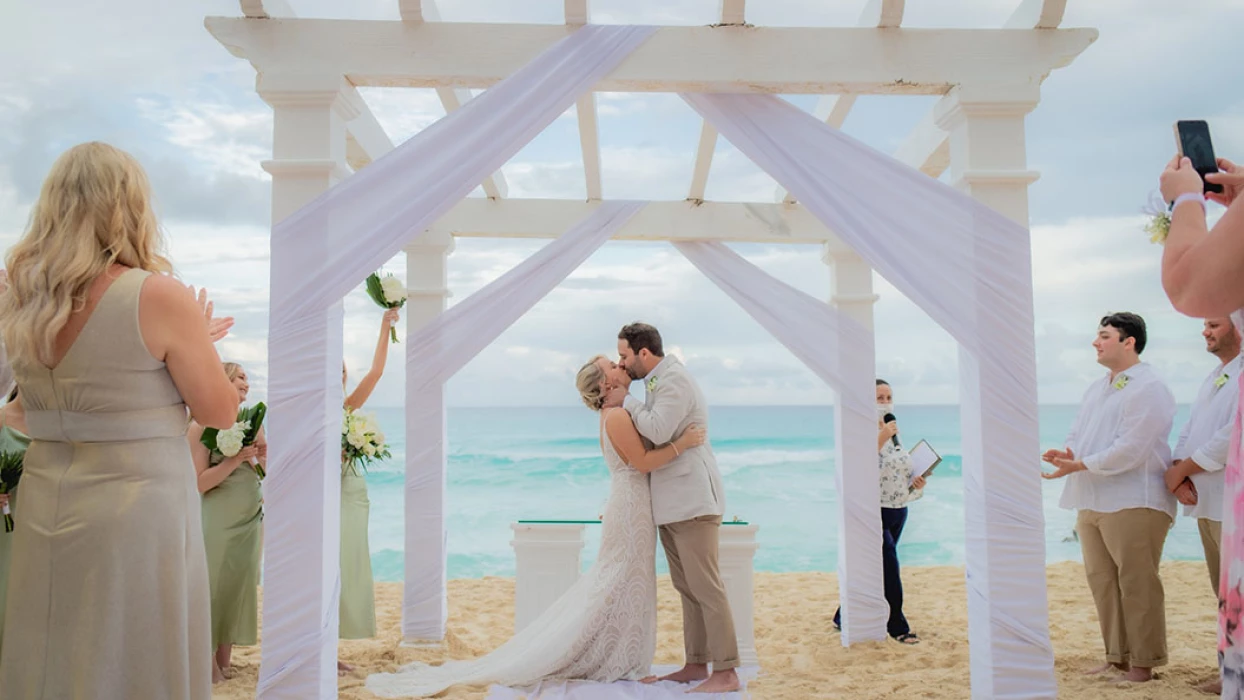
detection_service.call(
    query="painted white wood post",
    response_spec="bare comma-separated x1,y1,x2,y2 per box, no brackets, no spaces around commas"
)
509,523,589,632
718,522,760,667
256,73,353,700
823,245,886,645
935,83,1054,699
401,229,454,644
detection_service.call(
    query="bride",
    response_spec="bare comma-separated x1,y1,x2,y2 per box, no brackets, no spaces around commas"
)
366,355,708,697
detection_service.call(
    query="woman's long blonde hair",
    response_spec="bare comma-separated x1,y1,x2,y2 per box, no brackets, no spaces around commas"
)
0,142,172,367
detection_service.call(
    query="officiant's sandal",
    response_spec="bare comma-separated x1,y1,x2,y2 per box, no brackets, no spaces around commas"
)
894,633,920,645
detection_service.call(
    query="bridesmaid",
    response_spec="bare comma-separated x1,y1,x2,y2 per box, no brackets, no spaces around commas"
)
188,362,265,684
0,141,239,699
338,307,399,674
0,387,30,657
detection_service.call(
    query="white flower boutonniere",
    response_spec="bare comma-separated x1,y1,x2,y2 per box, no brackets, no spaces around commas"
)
1112,375,1130,391
1215,373,1230,389
646,375,658,392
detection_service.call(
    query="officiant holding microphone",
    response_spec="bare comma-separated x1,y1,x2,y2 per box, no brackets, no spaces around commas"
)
833,379,928,645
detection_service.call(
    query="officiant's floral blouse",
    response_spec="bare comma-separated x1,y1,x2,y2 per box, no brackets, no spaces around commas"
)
878,442,923,509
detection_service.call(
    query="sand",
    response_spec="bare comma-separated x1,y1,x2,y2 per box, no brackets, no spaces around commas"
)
211,560,1221,699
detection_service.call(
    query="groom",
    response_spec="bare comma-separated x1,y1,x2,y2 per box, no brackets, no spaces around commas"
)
608,322,740,694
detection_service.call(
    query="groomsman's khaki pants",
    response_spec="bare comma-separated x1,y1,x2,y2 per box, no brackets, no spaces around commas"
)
1199,518,1223,597
1077,508,1172,668
659,515,740,670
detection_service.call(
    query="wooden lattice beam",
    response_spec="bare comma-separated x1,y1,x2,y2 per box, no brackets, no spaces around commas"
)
204,20,1098,94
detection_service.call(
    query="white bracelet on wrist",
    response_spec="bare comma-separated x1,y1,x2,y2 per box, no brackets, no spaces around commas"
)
1170,192,1206,214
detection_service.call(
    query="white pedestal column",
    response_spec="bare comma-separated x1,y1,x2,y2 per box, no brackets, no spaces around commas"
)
824,246,886,645
509,523,589,632
719,523,760,667
255,74,353,700
401,230,454,644
935,83,1054,700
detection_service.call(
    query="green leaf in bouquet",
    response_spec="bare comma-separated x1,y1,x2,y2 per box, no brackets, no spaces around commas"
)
365,272,387,308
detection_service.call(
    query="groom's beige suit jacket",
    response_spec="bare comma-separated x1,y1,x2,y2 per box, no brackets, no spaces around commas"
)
623,356,725,526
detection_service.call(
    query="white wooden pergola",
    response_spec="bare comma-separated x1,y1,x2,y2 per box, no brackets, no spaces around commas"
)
208,1,1095,698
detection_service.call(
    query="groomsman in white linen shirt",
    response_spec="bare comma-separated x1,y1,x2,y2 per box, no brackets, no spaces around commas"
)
1042,312,1177,684
1164,318,1241,696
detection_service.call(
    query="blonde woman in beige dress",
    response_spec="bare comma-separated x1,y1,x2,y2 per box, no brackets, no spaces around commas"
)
188,362,266,684
0,142,241,700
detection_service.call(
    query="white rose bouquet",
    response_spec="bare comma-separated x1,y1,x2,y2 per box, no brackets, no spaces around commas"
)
342,407,391,472
365,272,407,343
201,402,268,478
0,451,23,532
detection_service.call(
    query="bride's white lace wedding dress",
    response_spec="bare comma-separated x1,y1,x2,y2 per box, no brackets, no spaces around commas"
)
366,411,657,697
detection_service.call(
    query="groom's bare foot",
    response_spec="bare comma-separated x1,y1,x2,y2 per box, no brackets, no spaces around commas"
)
1116,666,1154,683
1084,661,1126,676
1196,677,1223,694
689,669,740,694
659,663,710,684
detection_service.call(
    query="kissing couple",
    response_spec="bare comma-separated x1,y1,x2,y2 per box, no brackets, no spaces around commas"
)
367,322,742,697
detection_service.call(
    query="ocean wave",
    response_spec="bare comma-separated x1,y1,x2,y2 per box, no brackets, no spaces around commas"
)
714,448,833,474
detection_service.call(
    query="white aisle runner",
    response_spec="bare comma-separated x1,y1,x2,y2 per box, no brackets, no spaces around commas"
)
484,666,759,699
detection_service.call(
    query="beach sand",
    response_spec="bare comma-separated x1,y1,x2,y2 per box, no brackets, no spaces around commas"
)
212,560,1220,699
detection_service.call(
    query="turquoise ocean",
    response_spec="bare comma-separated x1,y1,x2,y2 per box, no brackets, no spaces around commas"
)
359,405,1203,582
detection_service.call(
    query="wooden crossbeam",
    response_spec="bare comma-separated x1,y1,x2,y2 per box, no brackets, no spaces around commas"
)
688,121,718,202
777,0,906,203
433,198,842,245
891,0,1070,176
205,19,1098,94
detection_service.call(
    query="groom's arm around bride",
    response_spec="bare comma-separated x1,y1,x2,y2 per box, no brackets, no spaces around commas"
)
610,322,742,694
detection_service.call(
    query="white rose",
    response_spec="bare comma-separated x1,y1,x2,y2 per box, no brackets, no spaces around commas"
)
217,427,244,457
363,443,376,457
380,276,407,305
347,431,367,449
373,430,385,446
363,413,380,435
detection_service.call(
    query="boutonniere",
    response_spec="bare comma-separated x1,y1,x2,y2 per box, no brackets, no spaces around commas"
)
1215,373,1230,389
1112,375,1130,391
646,375,658,392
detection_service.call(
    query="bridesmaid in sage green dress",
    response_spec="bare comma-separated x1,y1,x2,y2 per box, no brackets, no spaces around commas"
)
338,307,399,675
0,387,30,657
188,362,265,684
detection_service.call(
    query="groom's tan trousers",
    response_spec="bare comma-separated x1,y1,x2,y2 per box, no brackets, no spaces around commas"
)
659,515,740,670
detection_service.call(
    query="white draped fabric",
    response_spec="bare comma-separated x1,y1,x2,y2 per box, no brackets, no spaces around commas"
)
259,25,654,699
403,201,643,637
674,241,886,642
685,94,1052,698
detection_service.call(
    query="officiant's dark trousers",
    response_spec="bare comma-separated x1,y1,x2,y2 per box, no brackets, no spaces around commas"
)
833,506,911,637
659,514,740,670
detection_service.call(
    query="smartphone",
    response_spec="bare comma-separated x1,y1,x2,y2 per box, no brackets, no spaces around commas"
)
1174,120,1224,195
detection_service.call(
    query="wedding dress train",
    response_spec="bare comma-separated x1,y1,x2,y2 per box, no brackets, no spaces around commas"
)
366,417,657,697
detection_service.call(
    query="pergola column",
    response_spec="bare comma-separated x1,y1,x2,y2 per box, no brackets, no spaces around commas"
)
256,73,354,699
823,245,886,644
936,83,1054,699
401,229,454,643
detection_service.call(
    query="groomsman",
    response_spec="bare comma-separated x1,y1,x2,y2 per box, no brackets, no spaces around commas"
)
1042,312,1176,684
1166,317,1241,695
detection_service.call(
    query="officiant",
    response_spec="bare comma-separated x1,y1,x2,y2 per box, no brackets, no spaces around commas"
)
833,379,927,645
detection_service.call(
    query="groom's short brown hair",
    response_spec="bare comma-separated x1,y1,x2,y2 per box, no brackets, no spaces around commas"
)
619,322,664,357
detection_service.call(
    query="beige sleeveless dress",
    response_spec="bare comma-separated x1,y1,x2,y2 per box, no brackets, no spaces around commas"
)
0,269,212,699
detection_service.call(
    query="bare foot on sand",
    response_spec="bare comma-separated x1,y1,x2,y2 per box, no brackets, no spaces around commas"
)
1115,667,1153,683
640,675,660,684
212,661,227,685
1084,661,1127,676
337,660,354,676
689,670,740,694
658,664,710,684
1197,677,1223,695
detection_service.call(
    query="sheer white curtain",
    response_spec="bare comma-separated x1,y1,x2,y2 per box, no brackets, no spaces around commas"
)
674,241,886,642
684,93,1051,698
259,25,655,699
404,201,643,636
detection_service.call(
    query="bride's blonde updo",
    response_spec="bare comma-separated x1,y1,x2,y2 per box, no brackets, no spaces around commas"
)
575,355,608,411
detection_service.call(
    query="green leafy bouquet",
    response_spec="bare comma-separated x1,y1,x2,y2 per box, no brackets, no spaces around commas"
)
342,407,391,472
365,272,407,343
0,451,22,532
201,402,268,479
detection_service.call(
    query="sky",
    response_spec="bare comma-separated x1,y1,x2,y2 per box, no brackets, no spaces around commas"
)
1,0,1242,408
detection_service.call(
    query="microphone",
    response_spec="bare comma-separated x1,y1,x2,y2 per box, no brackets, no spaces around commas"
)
883,412,899,447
